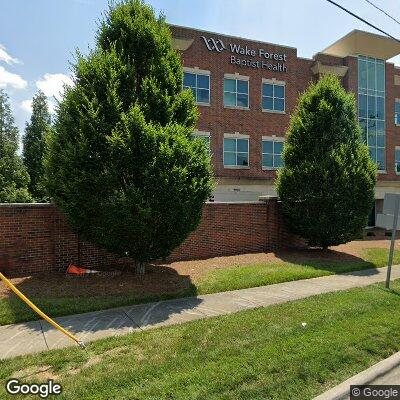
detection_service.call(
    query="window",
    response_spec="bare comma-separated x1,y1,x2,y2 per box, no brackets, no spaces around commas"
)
223,77,249,108
262,138,284,169
262,81,285,112
183,70,210,104
193,131,211,154
396,100,400,125
396,147,400,174
358,56,385,171
223,136,249,167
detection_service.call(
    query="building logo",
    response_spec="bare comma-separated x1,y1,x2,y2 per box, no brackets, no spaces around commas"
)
199,35,288,72
201,36,226,52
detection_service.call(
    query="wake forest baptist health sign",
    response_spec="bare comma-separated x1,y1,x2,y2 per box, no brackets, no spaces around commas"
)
201,36,288,72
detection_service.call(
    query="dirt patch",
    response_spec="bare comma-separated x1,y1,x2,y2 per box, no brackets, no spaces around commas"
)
67,346,130,376
12,366,59,381
0,239,396,301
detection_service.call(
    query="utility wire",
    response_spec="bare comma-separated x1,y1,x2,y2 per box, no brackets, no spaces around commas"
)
364,0,400,27
324,0,400,43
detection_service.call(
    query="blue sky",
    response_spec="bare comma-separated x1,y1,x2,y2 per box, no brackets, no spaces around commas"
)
1,0,400,136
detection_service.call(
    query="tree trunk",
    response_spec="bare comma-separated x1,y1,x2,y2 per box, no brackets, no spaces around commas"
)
135,261,146,275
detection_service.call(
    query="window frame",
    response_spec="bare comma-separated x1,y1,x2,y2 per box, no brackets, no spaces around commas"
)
395,99,400,126
262,136,285,170
223,133,250,169
358,56,386,172
395,146,400,175
193,130,211,155
223,73,250,110
183,67,211,106
261,78,286,113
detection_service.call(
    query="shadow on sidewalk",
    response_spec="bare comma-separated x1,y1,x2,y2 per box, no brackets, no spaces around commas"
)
0,262,201,330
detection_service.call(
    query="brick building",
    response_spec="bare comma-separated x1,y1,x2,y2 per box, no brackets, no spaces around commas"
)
170,25,400,225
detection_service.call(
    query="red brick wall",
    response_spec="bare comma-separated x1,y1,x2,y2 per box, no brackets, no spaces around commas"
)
0,199,303,277
169,202,268,260
170,25,400,185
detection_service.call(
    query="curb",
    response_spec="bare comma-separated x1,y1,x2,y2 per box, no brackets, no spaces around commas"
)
314,351,400,399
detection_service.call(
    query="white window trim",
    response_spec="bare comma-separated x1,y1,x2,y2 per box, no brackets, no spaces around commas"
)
224,105,250,111
223,133,250,169
225,132,250,139
262,77,286,85
193,130,211,155
262,136,285,170
223,75,250,110
395,146,400,175
262,135,285,141
183,66,210,75
193,130,210,138
224,72,249,81
261,79,286,114
183,67,211,106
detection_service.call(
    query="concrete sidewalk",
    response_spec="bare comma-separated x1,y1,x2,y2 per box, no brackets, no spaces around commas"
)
314,351,400,399
1,265,400,360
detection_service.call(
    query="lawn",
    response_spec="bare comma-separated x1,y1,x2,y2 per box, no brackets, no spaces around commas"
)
2,280,400,399
0,246,398,326
196,247,394,293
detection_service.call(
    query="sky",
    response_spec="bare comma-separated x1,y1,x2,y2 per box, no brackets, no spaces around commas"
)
1,0,400,138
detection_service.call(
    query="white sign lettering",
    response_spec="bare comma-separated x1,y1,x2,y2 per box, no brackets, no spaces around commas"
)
201,36,288,72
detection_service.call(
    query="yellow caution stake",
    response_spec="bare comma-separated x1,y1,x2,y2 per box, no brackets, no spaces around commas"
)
0,272,85,349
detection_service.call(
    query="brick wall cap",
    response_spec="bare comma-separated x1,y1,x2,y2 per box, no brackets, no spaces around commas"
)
0,203,54,208
259,195,279,202
206,201,264,204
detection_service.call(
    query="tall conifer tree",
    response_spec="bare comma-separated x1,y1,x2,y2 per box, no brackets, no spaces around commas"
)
45,0,214,273
0,89,32,203
277,76,376,248
23,90,51,201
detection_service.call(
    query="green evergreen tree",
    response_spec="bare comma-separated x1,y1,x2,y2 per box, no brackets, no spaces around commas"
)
276,75,376,248
0,89,32,203
45,0,214,273
23,90,51,201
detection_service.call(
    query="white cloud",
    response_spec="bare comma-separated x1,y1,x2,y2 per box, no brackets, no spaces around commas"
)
0,66,27,89
20,99,32,114
36,73,73,100
0,44,20,65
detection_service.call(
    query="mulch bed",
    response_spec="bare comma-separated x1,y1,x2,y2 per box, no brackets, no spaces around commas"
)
0,239,396,300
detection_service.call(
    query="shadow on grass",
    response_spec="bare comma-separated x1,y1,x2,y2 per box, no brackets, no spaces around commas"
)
0,247,394,327
0,263,199,327
273,248,379,276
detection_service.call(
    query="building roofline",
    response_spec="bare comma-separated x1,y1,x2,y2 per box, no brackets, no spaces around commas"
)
318,29,400,60
319,29,361,55
168,23,298,52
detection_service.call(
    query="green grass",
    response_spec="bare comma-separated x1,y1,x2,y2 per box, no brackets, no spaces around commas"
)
0,247,397,326
196,247,399,294
2,280,400,399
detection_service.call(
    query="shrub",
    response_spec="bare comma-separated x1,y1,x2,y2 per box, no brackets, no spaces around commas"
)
45,0,214,272
276,75,376,248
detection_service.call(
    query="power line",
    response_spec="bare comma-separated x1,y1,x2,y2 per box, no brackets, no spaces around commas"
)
364,0,400,27
324,0,400,43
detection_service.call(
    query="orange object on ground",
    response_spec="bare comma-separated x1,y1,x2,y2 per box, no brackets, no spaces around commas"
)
67,264,100,275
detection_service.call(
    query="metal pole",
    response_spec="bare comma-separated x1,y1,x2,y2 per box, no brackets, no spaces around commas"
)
386,197,400,289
